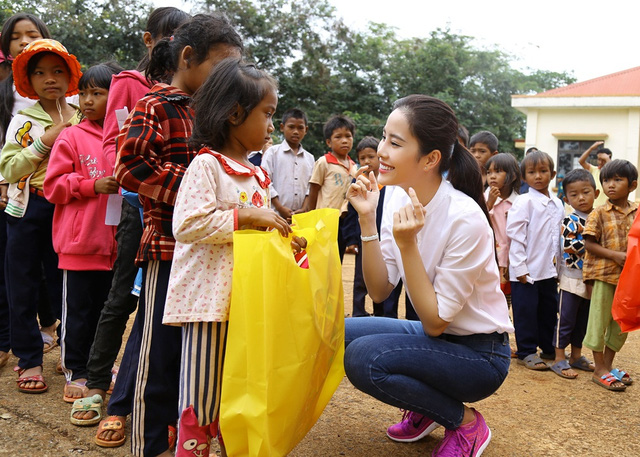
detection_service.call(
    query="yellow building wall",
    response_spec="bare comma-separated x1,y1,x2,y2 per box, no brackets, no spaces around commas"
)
524,107,640,200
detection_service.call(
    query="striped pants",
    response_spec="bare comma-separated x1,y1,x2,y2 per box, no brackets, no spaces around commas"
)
175,321,228,456
179,321,228,425
130,260,182,457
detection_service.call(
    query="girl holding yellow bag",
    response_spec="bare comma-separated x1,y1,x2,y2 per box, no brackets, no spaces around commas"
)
162,58,304,457
345,95,514,457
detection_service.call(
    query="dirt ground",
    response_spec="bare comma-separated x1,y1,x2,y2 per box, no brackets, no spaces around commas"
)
1,253,639,456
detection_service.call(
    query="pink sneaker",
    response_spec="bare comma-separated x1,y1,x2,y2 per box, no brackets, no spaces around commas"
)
387,410,441,442
432,409,491,457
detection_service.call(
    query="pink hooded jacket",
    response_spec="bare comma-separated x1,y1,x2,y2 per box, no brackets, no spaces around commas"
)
102,70,151,171
44,119,117,271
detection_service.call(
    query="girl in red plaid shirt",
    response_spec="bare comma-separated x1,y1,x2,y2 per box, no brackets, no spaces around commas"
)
114,14,243,457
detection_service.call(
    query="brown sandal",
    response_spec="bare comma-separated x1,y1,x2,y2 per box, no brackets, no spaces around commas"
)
95,416,126,448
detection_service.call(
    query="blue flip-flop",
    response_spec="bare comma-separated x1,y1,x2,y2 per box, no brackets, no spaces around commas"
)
570,355,594,372
550,360,578,379
610,368,633,385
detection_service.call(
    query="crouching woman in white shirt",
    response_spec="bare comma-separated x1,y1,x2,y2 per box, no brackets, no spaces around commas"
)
345,95,513,457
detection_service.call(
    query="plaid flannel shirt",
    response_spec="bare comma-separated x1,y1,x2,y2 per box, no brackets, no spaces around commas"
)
114,84,196,265
583,200,638,285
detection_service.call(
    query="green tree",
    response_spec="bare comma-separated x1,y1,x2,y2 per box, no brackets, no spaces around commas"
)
2,0,576,156
1,0,152,69
383,29,576,154
195,1,576,156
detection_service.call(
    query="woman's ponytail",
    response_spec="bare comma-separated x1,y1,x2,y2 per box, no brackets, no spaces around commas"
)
448,141,491,226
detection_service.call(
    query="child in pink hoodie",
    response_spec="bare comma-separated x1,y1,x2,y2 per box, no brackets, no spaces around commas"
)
43,62,123,403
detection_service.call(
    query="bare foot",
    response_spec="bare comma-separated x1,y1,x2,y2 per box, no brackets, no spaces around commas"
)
552,359,578,378
64,378,88,401
73,388,106,421
17,366,46,390
593,369,625,390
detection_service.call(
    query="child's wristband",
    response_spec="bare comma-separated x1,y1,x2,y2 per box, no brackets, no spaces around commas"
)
360,233,378,242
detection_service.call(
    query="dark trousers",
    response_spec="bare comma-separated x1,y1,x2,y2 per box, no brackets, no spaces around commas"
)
511,278,558,359
554,289,590,349
87,199,142,393
61,270,113,381
338,218,347,263
5,194,62,369
37,277,57,329
0,211,8,353
130,260,181,457
352,249,401,318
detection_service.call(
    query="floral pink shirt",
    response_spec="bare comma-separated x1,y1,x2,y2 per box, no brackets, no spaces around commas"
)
163,148,271,325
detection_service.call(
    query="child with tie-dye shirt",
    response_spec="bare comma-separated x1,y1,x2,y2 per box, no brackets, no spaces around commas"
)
550,169,597,379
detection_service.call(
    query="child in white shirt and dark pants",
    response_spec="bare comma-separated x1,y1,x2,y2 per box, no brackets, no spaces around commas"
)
507,151,564,370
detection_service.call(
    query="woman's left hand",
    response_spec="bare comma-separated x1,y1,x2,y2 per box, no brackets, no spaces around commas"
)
392,187,425,250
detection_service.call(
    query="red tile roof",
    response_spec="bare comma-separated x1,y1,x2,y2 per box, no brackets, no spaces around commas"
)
534,66,640,97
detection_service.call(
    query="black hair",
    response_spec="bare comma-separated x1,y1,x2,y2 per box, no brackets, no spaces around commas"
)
1,13,50,57
27,51,69,77
323,114,355,141
520,150,555,176
356,136,379,154
485,153,521,195
281,108,307,126
457,125,469,147
597,147,613,158
79,62,124,91
147,13,243,85
0,13,51,143
393,94,490,226
469,130,498,152
136,7,191,73
190,58,277,151
525,146,538,155
563,168,596,191
599,159,638,186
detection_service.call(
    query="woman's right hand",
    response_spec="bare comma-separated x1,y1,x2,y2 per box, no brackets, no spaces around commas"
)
347,171,379,216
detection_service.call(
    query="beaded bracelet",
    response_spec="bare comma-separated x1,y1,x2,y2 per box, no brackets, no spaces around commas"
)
360,233,378,242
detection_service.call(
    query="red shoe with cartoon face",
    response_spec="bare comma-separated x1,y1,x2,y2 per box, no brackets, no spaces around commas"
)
176,406,211,457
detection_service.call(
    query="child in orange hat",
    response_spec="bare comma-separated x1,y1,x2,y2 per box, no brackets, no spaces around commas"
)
0,38,82,394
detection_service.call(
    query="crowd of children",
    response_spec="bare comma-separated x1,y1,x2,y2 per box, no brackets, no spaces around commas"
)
0,7,639,457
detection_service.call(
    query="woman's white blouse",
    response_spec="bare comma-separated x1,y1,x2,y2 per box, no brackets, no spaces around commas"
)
380,180,514,336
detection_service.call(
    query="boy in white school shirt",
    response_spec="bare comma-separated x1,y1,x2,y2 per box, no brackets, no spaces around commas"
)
261,108,315,222
506,151,564,371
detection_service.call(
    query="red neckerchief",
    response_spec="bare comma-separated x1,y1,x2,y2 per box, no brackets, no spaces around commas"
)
324,152,355,171
197,147,271,189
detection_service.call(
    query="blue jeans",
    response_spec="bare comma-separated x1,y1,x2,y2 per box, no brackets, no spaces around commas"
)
344,317,510,429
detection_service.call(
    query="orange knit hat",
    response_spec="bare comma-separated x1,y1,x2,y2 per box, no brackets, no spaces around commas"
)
12,39,82,99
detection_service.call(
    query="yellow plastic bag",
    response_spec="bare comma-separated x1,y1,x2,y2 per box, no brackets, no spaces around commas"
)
220,208,345,457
